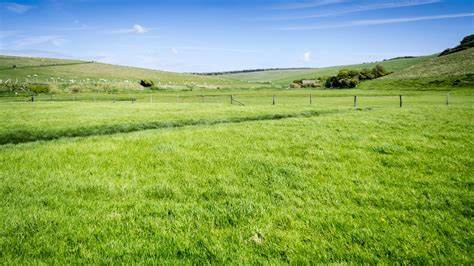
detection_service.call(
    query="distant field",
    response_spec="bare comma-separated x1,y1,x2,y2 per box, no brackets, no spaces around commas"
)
0,55,264,90
1,94,472,263
219,56,435,84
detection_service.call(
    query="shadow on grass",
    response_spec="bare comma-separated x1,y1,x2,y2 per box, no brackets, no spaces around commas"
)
0,109,357,145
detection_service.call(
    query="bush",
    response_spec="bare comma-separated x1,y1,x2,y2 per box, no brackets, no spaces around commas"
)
140,79,154,87
290,82,301,88
28,83,50,94
325,65,389,89
372,65,388,78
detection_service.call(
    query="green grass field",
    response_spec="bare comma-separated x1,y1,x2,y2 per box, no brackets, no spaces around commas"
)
1,88,473,263
1,48,473,263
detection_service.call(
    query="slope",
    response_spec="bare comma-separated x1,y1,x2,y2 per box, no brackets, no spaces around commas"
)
219,56,435,85
359,48,474,90
0,55,262,89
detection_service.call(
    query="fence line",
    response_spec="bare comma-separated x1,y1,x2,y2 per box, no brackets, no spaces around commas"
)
0,93,457,108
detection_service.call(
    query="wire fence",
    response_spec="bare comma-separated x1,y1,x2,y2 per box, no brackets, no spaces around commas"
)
1,93,466,109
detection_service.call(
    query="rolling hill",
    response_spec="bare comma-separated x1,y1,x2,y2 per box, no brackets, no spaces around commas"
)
0,55,263,90
219,55,435,84
359,48,474,90
1,48,473,92
383,47,474,79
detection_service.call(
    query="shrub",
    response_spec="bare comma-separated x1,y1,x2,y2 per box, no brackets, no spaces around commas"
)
359,68,375,81
290,82,301,88
372,65,388,78
28,83,50,94
140,79,154,87
325,65,389,89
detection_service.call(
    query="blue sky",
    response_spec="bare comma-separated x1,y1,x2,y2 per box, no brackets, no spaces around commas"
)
0,0,472,72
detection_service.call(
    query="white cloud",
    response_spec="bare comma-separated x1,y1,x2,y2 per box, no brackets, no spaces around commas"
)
133,24,147,34
171,48,179,55
279,12,474,30
4,3,34,13
302,51,312,62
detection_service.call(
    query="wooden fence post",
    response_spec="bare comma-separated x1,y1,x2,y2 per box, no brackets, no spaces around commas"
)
310,93,312,104
272,95,275,105
176,94,179,103
50,94,53,101
399,95,403,108
446,93,449,107
150,95,153,103
354,96,357,111
231,95,234,105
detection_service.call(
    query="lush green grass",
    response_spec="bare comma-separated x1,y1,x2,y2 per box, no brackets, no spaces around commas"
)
0,50,473,263
0,92,473,263
0,55,264,90
0,89,469,144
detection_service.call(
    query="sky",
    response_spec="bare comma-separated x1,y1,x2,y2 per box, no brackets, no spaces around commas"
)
0,0,473,72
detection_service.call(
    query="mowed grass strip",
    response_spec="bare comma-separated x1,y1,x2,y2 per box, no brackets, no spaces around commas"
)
0,106,472,263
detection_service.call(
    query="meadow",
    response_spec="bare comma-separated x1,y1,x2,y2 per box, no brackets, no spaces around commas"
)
1,47,473,263
0,87,473,263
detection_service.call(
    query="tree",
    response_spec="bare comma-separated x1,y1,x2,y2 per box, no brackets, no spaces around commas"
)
140,79,154,87
372,65,387,78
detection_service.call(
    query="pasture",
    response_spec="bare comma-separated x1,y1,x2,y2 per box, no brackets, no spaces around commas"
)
1,88,473,263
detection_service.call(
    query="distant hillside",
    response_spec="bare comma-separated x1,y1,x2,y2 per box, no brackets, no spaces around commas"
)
385,48,474,79
359,48,474,90
0,55,260,89
219,56,434,85
190,67,313,76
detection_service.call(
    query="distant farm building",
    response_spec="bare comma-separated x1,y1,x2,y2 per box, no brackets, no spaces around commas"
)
301,80,316,86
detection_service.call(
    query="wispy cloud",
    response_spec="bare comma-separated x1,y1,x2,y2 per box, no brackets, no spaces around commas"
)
171,48,179,55
2,2,34,13
279,12,474,30
107,24,157,34
270,0,346,10
302,51,312,62
133,24,147,33
14,36,67,48
265,0,441,20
